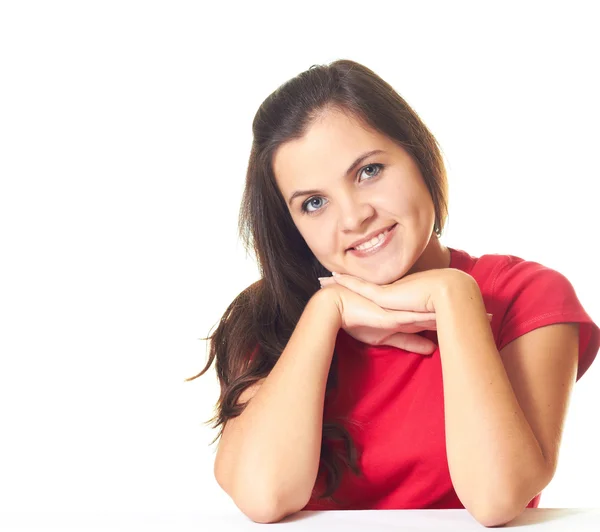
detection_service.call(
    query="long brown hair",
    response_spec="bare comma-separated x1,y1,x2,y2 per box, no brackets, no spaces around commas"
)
187,59,449,502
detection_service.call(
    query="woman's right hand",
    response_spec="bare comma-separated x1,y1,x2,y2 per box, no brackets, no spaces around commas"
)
319,284,439,355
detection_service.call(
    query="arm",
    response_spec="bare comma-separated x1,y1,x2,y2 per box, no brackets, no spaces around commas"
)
214,288,341,523
434,271,578,527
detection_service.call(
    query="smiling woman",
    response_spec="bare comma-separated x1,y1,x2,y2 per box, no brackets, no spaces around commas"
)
186,59,599,526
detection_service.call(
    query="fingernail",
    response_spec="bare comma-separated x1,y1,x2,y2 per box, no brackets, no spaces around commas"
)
331,271,339,276
318,277,335,287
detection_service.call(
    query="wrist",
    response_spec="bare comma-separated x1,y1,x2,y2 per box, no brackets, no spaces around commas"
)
433,269,481,309
309,286,343,330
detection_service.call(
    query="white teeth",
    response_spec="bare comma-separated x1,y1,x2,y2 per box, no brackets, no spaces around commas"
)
354,231,387,251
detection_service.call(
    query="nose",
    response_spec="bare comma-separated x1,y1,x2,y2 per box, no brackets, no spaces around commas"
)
338,193,375,233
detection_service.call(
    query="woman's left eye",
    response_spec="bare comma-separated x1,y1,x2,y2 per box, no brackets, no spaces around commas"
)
359,163,385,181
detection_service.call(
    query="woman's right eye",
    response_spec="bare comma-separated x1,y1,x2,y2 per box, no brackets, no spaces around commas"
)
301,196,328,214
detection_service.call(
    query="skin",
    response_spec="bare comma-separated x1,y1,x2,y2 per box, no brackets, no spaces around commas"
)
272,109,451,285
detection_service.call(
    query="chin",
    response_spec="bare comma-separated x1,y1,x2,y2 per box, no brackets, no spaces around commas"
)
328,255,407,284
361,269,405,286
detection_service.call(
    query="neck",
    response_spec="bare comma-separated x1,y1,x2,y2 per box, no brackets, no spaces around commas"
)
408,231,451,275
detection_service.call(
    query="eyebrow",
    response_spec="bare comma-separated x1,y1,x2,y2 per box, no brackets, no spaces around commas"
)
287,149,386,206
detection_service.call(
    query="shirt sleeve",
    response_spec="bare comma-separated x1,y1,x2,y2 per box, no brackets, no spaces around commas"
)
493,257,600,382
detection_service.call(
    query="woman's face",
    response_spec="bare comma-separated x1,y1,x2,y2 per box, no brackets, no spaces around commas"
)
272,110,437,285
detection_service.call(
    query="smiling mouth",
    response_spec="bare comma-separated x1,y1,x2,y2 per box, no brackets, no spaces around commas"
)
347,223,397,252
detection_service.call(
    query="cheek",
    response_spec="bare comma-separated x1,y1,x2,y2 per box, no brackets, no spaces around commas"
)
385,181,430,216
299,221,338,257
306,230,334,255
374,186,410,216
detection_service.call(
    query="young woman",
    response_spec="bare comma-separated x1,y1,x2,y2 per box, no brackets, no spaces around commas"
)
188,59,599,526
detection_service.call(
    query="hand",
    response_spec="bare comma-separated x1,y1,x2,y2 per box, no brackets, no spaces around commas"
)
323,268,489,314
320,269,492,355
319,284,440,355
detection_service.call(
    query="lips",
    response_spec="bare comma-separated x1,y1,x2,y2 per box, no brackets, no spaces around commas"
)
347,223,397,251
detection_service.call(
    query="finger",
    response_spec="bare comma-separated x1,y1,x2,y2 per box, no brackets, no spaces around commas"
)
390,311,489,328
380,332,437,356
318,277,336,288
413,320,437,331
333,272,433,312
329,272,393,308
392,310,437,325
379,309,435,331
411,314,490,330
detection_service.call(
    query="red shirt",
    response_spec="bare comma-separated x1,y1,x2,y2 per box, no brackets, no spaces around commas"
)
304,247,600,510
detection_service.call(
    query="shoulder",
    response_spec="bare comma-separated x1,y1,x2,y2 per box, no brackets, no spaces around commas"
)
449,247,524,290
483,253,573,304
469,252,599,382
452,248,565,297
462,249,578,320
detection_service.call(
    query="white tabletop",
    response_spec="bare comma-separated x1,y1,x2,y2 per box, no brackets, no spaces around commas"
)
1,509,599,531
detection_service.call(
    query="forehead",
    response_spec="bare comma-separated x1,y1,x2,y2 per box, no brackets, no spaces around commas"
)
273,111,393,187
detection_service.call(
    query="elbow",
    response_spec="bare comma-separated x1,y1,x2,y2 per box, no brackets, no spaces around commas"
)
467,491,530,528
215,469,306,524
235,489,303,524
472,505,522,528
238,496,286,524
214,455,311,523
464,464,553,527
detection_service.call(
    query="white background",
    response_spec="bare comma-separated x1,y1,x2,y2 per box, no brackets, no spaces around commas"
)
0,0,598,516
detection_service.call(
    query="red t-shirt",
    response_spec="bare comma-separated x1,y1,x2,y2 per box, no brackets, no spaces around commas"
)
303,247,600,510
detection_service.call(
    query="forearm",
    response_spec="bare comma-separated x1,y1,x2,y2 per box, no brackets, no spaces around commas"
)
434,273,550,524
215,288,341,521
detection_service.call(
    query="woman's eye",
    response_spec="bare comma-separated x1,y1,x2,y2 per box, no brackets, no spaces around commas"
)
302,196,327,214
359,163,384,181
